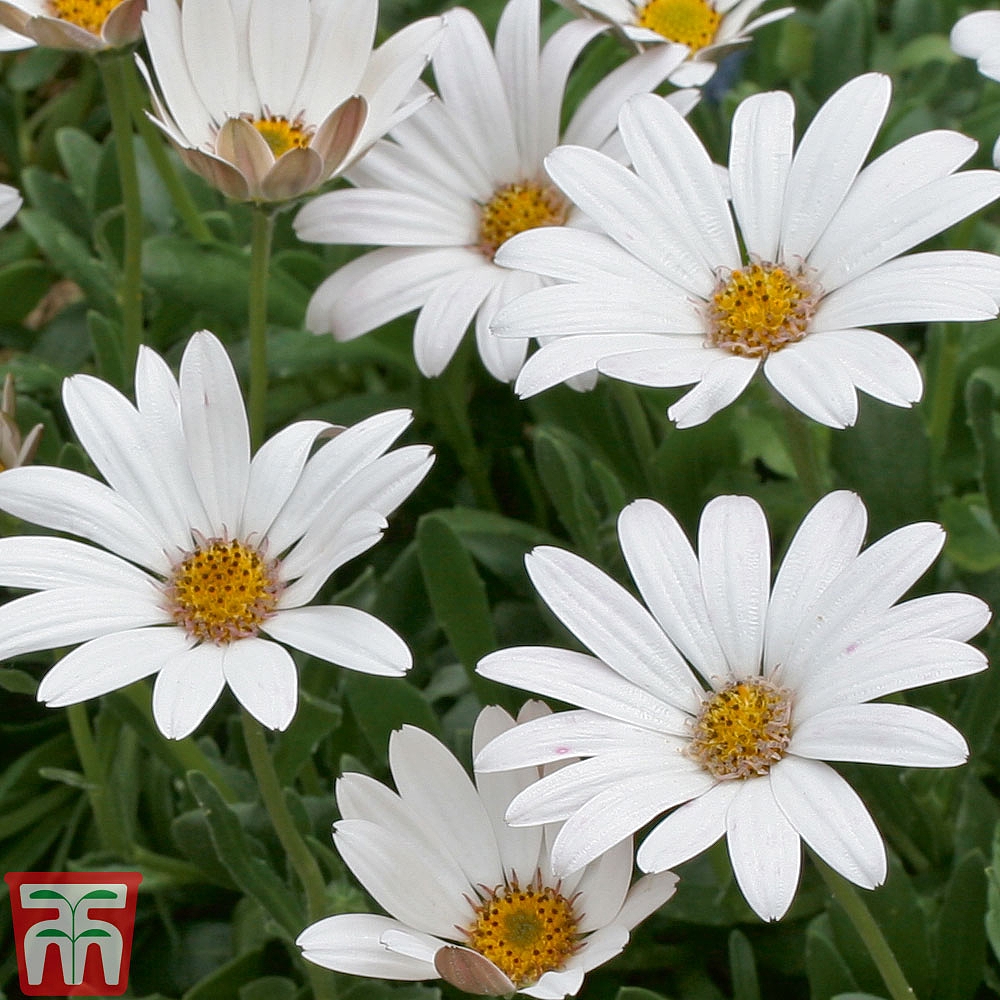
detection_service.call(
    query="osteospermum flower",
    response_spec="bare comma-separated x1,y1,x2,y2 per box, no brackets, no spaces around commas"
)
0,331,433,739
492,73,1000,427
139,0,443,203
475,492,990,921
298,705,678,998
0,0,143,51
553,0,793,86
295,0,694,381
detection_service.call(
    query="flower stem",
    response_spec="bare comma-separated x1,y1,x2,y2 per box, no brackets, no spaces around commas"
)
780,401,826,503
248,206,275,451
122,58,214,245
66,703,129,858
812,854,917,1000
926,323,960,477
613,382,666,496
97,52,145,381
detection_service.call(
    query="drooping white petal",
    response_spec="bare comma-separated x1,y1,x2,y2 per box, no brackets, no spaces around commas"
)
762,337,860,428
665,354,759,428
572,836,633,933
221,636,298,731
770,757,886,889
636,781,737,872
151,642,227,739
614,870,680,930
474,269,534,382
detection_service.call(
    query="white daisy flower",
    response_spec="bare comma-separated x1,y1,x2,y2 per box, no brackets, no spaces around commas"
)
0,331,433,740
298,705,678,998
0,0,143,51
475,492,990,921
552,0,794,86
492,73,1000,428
295,0,695,382
0,183,21,228
138,0,443,203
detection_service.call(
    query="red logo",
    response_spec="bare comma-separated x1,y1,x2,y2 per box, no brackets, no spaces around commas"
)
5,872,142,996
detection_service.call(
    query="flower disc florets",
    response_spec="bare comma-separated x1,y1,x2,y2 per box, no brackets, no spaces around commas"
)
637,0,721,50
166,536,281,644
707,261,819,358
686,677,792,779
50,0,122,33
245,113,314,158
465,877,580,987
479,182,569,259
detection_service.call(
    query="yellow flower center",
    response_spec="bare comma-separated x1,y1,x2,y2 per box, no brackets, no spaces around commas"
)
478,182,568,259
465,880,579,988
686,677,792,779
707,262,818,359
637,0,722,51
250,115,313,158
48,0,123,34
166,538,280,645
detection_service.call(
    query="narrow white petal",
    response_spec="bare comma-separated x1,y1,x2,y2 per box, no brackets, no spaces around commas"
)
297,913,439,980
248,0,308,113
762,339,860,428
494,0,541,173
0,536,155,591
151,642,226,739
614,871,680,930
952,10,1000,80
523,965,588,999
764,491,868,673
770,757,886,889
598,344,732,390
697,497,770,680
636,782,736,872
0,587,168,662
477,646,689,734
179,331,251,536
181,0,240,120
790,704,969,767
878,592,991,644
619,499,727,683
221,637,297,731
474,269,534,382
779,74,891,262
725,777,801,921
37,627,188,706
333,818,471,937
389,726,503,888
572,836,633,933
729,91,794,261
526,547,705,711
666,354,759,427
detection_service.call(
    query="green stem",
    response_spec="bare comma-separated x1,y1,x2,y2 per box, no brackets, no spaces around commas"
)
98,52,145,380
813,854,917,1000
780,401,826,503
66,703,129,858
122,58,214,244
613,381,665,497
927,323,961,476
248,206,274,451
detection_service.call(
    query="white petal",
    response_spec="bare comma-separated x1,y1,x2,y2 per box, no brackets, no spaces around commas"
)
0,536,156,591
151,642,227,739
666,354,758,427
264,605,410,677
597,343,732,390
952,10,1000,80
477,646,689,734
790,704,969,767
179,331,251,536
697,496,770,681
770,756,886,889
221,636,297,731
181,0,240,121
729,90,794,261
636,781,737,872
37,627,189,706
614,870,679,930
474,269,534,382
725,777,801,921
494,0,541,174
526,546,704,711
572,836,633,933
762,338,860,428
248,0,309,113
619,499,727,683
298,913,439,980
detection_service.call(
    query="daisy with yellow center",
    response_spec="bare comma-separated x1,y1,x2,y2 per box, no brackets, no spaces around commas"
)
0,331,433,739
0,0,142,50
295,0,694,381
137,0,443,202
476,492,989,921
494,74,1000,428
298,706,679,998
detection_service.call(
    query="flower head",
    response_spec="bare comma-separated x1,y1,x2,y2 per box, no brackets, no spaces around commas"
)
0,0,143,51
0,331,433,739
475,492,989,921
295,0,695,381
298,705,678,998
553,0,793,86
139,0,443,202
492,73,1000,428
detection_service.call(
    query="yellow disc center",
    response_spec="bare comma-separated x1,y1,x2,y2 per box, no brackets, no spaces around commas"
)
465,880,579,988
167,538,280,645
637,0,722,51
687,677,792,779
707,262,818,359
48,0,124,34
250,115,313,158
478,182,568,259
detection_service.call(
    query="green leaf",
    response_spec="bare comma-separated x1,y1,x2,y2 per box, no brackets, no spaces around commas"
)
35,928,71,938
932,849,987,1000
28,889,68,901
728,929,760,1000
238,976,298,1000
0,260,54,324
88,310,126,390
939,495,1000,572
181,945,270,1000
79,889,119,901
77,928,112,938
37,767,96,791
185,771,302,938
344,672,440,766
0,668,38,696
272,690,342,786
21,165,90,241
55,126,103,212
986,821,1000,964
809,0,872,94
614,990,670,1000
806,915,858,998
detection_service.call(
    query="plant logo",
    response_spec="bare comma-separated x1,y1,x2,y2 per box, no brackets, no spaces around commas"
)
5,871,142,996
